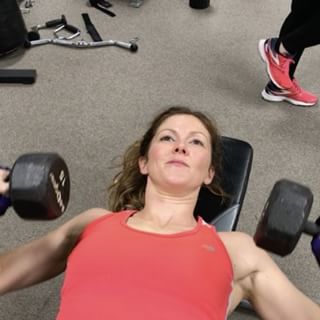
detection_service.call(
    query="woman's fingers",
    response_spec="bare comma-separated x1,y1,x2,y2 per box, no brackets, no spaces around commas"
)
0,169,10,195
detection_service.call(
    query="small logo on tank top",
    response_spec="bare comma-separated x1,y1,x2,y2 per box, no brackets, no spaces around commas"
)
201,244,215,252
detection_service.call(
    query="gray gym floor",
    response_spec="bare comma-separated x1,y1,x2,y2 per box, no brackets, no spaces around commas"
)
0,0,319,319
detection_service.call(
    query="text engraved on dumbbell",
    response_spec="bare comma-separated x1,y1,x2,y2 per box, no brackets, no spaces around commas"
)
50,172,66,213
59,170,66,187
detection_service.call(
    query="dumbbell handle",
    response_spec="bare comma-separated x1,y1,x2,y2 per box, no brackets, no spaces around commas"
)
304,220,320,236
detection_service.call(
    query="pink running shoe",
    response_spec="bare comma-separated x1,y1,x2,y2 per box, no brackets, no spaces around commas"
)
261,80,318,107
258,38,295,89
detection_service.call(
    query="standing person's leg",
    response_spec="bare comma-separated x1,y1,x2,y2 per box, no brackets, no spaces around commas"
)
259,0,316,88
278,0,320,78
259,0,320,106
276,0,306,79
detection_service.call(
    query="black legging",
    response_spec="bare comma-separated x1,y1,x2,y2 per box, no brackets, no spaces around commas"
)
275,0,320,79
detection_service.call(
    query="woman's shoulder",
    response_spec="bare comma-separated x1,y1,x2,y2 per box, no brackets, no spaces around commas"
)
218,231,258,260
76,207,113,220
70,207,112,224
218,231,254,246
58,208,112,239
218,231,268,280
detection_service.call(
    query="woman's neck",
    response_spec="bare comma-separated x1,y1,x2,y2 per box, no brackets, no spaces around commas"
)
136,186,199,229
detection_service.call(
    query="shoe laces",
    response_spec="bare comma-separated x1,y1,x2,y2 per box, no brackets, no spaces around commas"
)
279,55,294,72
266,39,295,71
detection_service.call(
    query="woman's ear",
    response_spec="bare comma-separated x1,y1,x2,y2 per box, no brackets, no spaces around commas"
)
138,156,148,175
204,167,215,185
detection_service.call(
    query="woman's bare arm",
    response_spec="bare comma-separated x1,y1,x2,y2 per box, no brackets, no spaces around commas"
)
0,208,109,295
220,231,320,320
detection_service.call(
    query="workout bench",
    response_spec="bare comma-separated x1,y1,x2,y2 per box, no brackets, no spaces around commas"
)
195,136,253,231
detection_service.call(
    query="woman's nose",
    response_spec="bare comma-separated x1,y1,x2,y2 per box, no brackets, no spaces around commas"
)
174,144,187,154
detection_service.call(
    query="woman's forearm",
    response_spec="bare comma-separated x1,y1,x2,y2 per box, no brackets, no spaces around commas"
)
0,229,74,295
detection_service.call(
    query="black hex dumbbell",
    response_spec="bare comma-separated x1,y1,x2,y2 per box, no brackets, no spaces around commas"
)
0,153,70,220
254,179,319,256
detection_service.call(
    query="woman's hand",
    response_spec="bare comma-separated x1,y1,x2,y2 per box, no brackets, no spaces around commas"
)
0,169,10,196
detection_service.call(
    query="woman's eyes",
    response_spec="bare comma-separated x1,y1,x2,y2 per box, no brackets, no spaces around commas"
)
159,135,204,146
190,139,204,146
160,135,174,141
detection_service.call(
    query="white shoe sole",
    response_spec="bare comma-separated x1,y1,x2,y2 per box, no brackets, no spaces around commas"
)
261,89,317,107
258,39,286,90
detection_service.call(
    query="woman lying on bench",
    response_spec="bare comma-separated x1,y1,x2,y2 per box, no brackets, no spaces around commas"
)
0,106,319,319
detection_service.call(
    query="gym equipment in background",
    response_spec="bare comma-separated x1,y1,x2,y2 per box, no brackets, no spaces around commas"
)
25,14,138,52
189,0,210,9
0,0,28,56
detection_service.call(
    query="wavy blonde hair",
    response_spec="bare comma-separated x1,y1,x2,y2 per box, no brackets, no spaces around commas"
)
107,106,225,212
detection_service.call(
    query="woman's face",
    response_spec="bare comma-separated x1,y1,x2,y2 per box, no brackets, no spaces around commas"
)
139,114,214,193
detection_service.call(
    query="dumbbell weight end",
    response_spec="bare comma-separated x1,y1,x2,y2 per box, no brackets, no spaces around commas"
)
0,153,70,220
10,153,70,220
254,179,314,256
